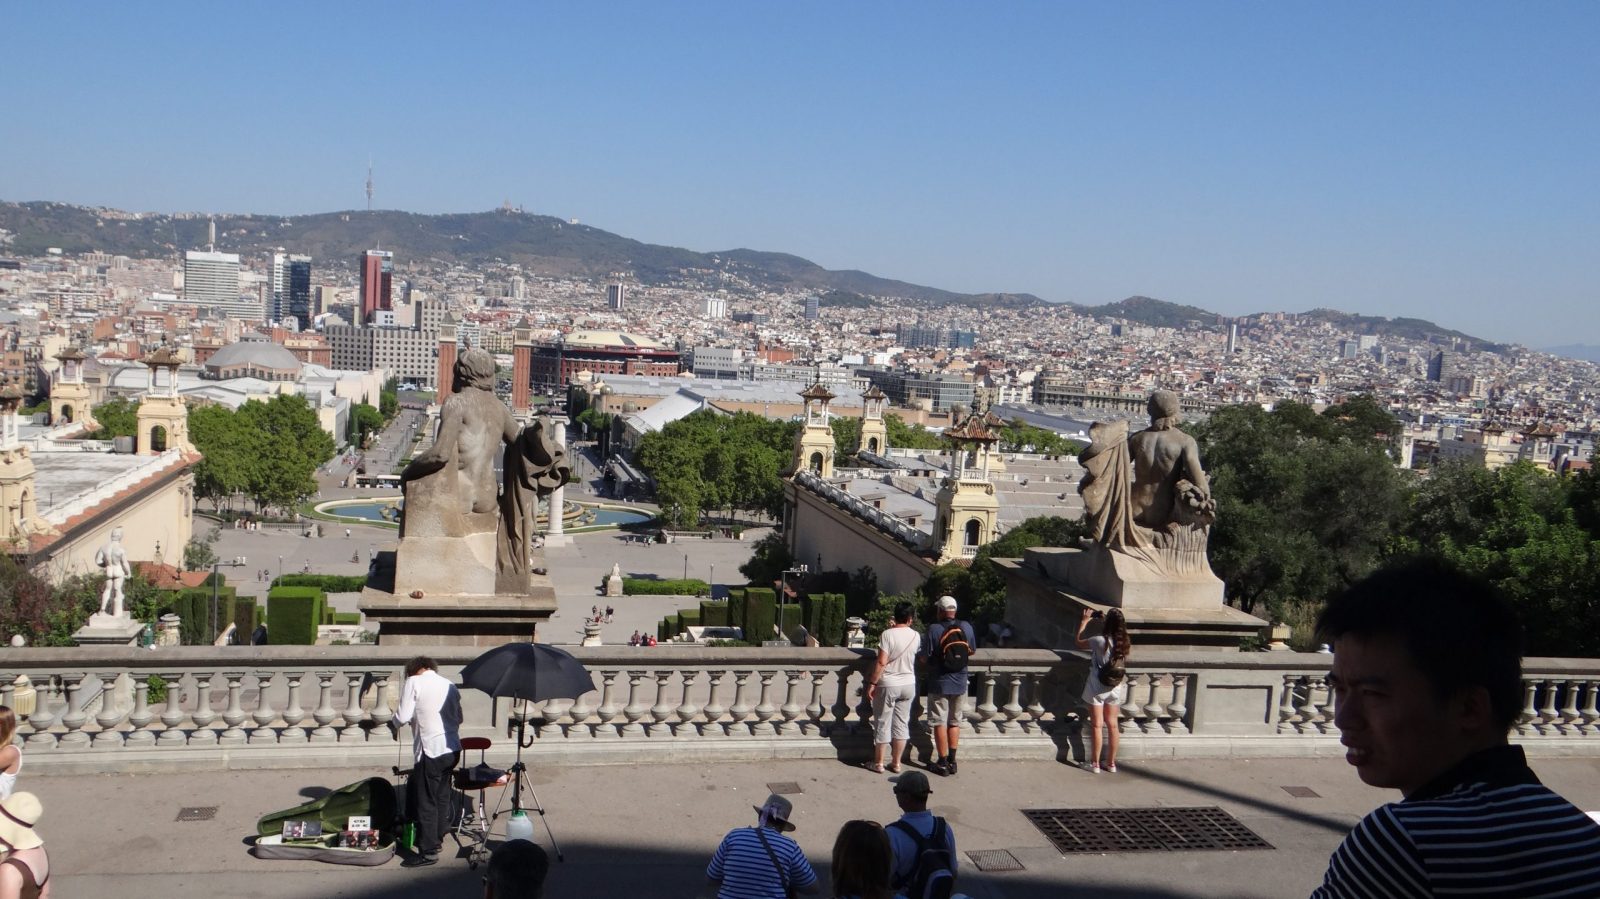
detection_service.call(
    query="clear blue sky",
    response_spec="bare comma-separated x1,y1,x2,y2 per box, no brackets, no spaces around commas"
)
4,2,1596,348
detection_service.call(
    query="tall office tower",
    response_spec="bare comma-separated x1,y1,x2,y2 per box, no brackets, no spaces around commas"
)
1225,322,1239,354
1428,350,1454,383
360,249,394,323
803,295,820,320
270,252,313,326
607,283,625,311
702,296,727,319
183,250,248,319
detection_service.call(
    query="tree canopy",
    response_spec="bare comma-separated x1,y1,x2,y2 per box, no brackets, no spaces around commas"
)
90,397,138,438
634,410,799,527
188,395,336,513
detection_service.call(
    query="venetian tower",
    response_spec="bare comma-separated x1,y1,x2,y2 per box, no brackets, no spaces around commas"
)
934,413,1000,563
136,346,193,454
857,384,888,457
49,347,98,431
791,380,837,478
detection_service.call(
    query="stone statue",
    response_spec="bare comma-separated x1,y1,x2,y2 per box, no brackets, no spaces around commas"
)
95,527,132,617
397,349,568,593
498,415,570,579
1079,390,1216,576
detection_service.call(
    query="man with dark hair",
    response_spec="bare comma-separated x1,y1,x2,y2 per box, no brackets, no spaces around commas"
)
484,839,549,899
395,656,463,868
1312,560,1600,898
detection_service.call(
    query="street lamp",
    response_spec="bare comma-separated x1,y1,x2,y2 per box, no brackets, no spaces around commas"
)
777,565,808,645
277,555,283,581
683,553,689,582
211,556,247,645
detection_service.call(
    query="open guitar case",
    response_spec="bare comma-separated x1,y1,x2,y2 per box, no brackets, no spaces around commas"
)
252,777,399,866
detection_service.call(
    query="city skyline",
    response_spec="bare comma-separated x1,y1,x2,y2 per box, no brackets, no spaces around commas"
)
3,2,1596,348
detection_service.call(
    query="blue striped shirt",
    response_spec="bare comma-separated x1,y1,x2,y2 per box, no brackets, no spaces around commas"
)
707,825,817,899
1313,745,1600,898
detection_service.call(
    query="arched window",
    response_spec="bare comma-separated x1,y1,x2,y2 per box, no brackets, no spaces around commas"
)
964,518,982,547
808,452,824,473
150,425,168,452
60,404,74,423
867,436,879,453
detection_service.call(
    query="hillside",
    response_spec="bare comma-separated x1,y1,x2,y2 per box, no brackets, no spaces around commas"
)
0,201,1038,306
1082,296,1501,352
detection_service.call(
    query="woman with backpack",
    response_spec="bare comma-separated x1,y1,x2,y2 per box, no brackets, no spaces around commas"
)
1076,607,1130,773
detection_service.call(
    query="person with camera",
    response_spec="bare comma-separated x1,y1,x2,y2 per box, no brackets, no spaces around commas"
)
1075,607,1130,773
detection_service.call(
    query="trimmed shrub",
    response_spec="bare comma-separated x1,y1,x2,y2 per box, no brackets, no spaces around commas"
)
231,601,262,640
801,592,848,646
745,587,777,643
656,618,669,642
727,587,748,634
268,586,326,646
622,578,710,597
699,600,729,627
174,586,237,645
332,612,361,626
272,574,368,592
679,609,701,629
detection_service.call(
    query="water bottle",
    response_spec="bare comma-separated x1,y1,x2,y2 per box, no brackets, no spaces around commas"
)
399,821,417,852
506,810,534,842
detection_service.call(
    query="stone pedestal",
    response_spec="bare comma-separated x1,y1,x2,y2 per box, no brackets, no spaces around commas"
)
580,621,603,647
605,573,624,598
73,615,145,647
359,550,558,647
157,613,182,647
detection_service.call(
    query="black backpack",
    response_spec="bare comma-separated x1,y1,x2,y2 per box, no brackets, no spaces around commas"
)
1098,640,1126,687
890,817,955,899
935,623,971,673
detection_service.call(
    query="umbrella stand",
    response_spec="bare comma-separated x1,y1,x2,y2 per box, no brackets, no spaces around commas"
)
490,698,564,861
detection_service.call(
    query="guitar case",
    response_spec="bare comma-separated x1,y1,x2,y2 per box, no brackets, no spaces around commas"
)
252,776,399,866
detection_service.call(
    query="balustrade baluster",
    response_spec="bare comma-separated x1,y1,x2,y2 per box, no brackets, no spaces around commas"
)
649,672,675,736
1579,680,1600,736
567,676,597,738
540,699,572,738
1559,679,1583,734
26,678,59,749
674,671,701,737
1276,674,1299,734
155,673,188,746
804,670,827,736
219,672,249,745
126,674,156,747
1116,673,1142,734
279,672,309,743
1312,676,1336,735
777,671,804,737
1165,673,1191,735
593,670,621,739
248,671,279,745
1136,673,1160,733
1293,675,1317,735
88,671,126,749
339,673,367,741
854,671,874,733
309,672,339,743
972,672,999,735
620,671,648,737
368,671,395,733
751,672,779,737
728,671,754,737
1516,679,1538,736
57,673,92,749
188,672,220,745
830,672,853,736
1024,672,1049,736
1537,679,1561,736
700,671,727,738
1000,672,1025,733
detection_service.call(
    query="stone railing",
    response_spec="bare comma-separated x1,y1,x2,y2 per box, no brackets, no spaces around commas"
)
4,646,1598,774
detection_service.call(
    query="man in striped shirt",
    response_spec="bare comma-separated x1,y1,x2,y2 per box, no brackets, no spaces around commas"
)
706,793,819,899
1312,561,1600,898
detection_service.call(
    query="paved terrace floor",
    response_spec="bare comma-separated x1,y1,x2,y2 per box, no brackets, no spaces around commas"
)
38,753,1600,898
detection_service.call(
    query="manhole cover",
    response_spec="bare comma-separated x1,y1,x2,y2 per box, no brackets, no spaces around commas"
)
1022,807,1273,854
176,806,218,822
766,782,802,795
1282,786,1321,798
967,849,1025,871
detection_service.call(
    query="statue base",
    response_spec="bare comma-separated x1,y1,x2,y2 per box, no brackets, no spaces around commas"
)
359,550,558,646
73,615,145,647
1037,543,1225,609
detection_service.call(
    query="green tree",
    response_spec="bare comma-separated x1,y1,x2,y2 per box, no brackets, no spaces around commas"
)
831,417,861,458
885,413,944,450
635,410,797,526
379,377,399,420
739,531,794,587
235,394,336,513
188,403,253,511
966,515,1088,632
90,397,139,438
350,403,384,447
183,527,221,571
997,419,1084,456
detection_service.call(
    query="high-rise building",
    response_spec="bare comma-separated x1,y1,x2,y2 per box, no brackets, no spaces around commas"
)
803,295,820,320
183,250,252,319
360,250,394,322
270,252,312,326
1225,322,1240,354
702,296,727,319
1428,350,1455,383
607,283,625,311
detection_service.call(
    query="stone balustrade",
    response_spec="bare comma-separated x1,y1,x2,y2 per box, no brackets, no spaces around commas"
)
4,646,1598,774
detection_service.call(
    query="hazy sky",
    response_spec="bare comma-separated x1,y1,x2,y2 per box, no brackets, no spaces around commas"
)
4,2,1596,347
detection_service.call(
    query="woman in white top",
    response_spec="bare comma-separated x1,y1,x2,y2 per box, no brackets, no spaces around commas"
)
0,708,20,801
866,602,921,774
1075,608,1130,773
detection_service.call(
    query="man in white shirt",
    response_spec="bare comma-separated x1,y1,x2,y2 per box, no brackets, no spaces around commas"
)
394,656,463,867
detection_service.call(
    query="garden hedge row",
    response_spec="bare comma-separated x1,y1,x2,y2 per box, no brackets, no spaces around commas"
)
623,578,710,596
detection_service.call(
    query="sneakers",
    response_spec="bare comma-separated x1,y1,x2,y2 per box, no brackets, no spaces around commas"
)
1106,763,1118,773
401,853,439,868
1087,763,1101,774
929,759,949,777
947,758,958,776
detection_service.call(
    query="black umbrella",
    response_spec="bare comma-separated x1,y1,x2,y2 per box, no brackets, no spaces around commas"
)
460,642,595,703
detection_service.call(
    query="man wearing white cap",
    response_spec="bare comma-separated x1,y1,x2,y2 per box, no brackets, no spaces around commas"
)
0,791,50,898
921,595,975,776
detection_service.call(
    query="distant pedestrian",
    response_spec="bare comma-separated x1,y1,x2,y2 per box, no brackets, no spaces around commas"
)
629,631,640,647
605,605,614,622
345,528,351,539
885,771,957,898
830,819,894,899
920,595,975,777
1075,607,1129,773
592,605,599,618
706,793,818,898
867,601,919,774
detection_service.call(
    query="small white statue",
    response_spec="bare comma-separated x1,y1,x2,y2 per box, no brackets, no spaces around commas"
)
95,527,133,618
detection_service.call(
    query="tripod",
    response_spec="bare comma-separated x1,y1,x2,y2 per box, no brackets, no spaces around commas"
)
490,699,564,861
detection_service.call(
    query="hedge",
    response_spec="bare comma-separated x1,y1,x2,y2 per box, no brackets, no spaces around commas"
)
699,600,729,628
801,592,847,647
727,588,748,634
272,574,368,592
268,586,326,646
232,601,263,640
173,586,237,645
622,578,710,597
745,587,777,643
332,612,361,626
679,609,701,629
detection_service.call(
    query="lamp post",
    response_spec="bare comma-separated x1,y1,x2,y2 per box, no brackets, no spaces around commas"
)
778,565,808,644
683,553,689,582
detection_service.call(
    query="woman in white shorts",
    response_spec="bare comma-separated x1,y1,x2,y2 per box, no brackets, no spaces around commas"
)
866,601,920,773
1075,607,1130,773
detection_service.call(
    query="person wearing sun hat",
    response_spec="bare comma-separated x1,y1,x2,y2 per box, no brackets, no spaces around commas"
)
706,792,818,898
0,791,50,899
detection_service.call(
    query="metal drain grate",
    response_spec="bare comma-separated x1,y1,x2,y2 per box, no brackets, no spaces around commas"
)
766,782,802,795
1023,807,1273,854
176,806,218,822
1282,786,1321,798
967,849,1025,872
